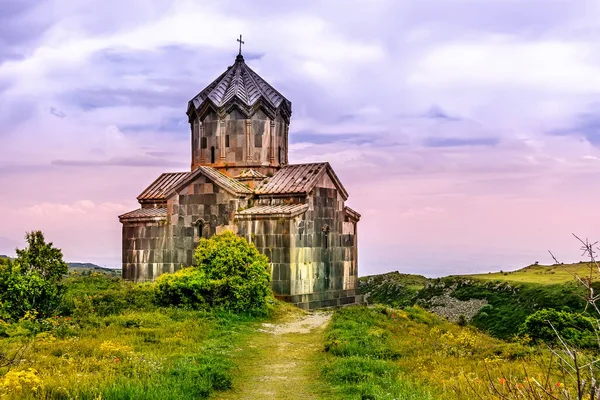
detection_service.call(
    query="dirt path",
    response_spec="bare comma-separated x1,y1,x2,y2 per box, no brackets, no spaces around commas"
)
213,311,334,400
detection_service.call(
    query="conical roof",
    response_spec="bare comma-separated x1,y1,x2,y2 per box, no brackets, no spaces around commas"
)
187,54,292,121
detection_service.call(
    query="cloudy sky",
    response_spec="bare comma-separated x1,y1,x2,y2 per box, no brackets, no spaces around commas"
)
1,0,600,276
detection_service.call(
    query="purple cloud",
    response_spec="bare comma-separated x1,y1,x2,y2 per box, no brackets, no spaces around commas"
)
1,0,600,275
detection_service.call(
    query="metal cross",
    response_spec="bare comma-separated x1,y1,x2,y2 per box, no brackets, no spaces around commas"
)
237,34,245,55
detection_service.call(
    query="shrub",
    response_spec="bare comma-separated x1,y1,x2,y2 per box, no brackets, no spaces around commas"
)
59,274,156,318
0,231,68,321
155,231,272,315
518,308,597,348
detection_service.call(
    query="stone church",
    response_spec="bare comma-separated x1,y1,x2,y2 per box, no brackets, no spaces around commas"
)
119,46,361,309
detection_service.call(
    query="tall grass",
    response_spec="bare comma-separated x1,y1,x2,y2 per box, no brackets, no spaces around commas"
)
322,306,438,399
0,274,261,399
322,305,576,400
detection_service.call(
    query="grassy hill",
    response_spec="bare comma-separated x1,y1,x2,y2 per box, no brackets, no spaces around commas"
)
462,261,599,284
359,262,596,340
0,274,581,399
359,271,428,307
67,262,121,276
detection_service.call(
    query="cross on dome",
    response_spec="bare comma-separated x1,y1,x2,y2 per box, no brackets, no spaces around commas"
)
237,34,244,55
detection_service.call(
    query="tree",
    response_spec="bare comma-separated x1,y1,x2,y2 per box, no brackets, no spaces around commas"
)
0,231,68,321
155,231,272,315
15,231,68,281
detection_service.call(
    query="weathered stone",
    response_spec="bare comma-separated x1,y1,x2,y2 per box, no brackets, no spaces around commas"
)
119,52,362,309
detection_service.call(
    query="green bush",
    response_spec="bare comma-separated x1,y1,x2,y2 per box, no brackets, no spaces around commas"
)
518,308,597,348
59,274,156,318
155,231,272,315
433,278,587,339
0,231,68,321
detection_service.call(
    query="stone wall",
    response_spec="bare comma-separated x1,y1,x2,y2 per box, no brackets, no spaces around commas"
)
236,217,293,296
123,173,248,282
122,168,360,309
191,109,288,171
290,174,357,295
238,173,360,309
167,174,246,269
122,220,171,281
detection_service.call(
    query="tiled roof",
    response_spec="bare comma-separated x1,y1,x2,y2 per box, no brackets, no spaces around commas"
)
235,169,267,180
255,162,348,199
255,163,327,195
196,166,253,195
236,204,308,218
137,172,190,202
187,55,291,120
166,166,253,197
119,208,167,221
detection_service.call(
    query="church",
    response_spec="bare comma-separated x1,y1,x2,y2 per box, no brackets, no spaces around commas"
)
119,41,362,309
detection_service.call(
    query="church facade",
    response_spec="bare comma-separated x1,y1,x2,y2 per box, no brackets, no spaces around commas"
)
119,50,361,309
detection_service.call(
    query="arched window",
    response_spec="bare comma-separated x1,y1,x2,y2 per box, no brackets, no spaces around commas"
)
210,146,215,163
196,219,205,239
278,146,282,164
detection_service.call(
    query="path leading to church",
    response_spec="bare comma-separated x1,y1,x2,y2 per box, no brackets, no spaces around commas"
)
213,311,334,400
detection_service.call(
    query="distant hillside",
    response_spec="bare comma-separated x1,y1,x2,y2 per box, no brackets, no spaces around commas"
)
0,255,9,259
68,262,121,276
461,261,598,284
68,262,105,270
359,263,593,340
359,271,428,307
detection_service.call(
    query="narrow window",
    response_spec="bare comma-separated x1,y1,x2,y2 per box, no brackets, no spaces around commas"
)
211,146,215,163
225,135,230,148
198,221,204,238
201,137,207,149
322,225,330,249
278,146,282,164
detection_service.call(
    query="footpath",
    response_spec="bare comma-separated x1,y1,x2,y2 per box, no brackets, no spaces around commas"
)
213,312,334,400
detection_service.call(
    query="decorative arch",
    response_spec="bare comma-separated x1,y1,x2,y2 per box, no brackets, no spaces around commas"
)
195,218,206,239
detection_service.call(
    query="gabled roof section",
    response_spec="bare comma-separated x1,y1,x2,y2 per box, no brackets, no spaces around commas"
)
255,162,349,200
344,206,361,222
235,169,267,179
137,172,190,203
165,166,253,198
187,55,292,122
119,208,167,222
235,204,309,219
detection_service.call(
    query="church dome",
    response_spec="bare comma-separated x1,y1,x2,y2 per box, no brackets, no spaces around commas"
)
187,54,292,123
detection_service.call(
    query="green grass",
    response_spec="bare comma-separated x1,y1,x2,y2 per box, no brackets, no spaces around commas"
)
321,306,440,399
0,274,263,399
462,262,599,284
321,306,576,400
214,305,337,400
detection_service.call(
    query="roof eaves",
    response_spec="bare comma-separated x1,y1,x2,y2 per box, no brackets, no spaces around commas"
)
344,206,361,221
324,163,349,200
234,204,308,220
119,215,166,223
164,167,251,199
